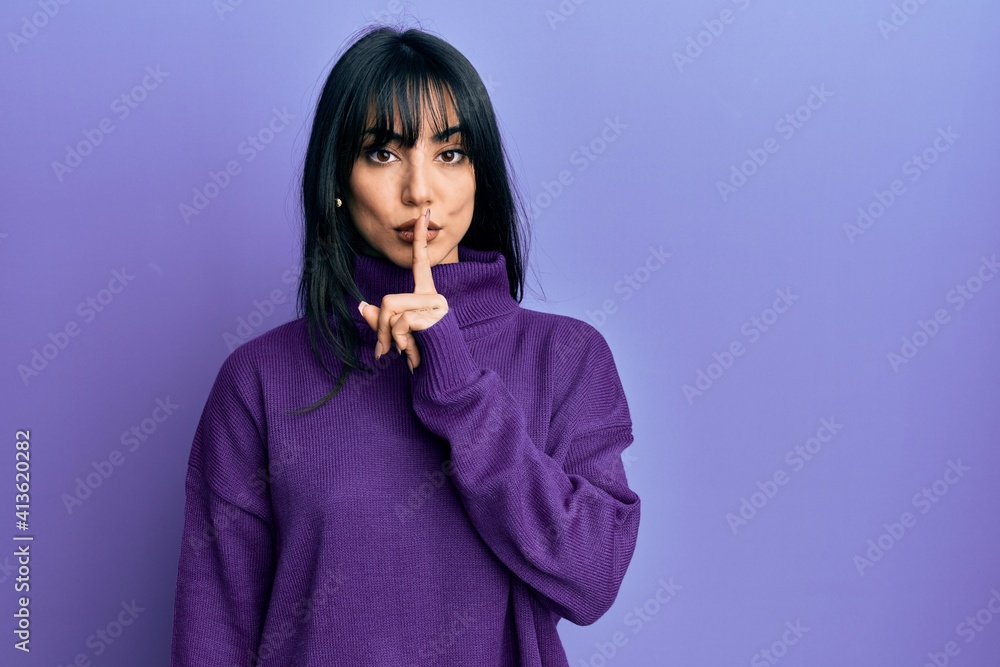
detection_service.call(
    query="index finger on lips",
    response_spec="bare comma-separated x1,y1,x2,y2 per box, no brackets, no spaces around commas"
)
412,207,436,295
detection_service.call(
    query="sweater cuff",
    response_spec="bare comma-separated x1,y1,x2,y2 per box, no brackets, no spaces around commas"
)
411,308,481,396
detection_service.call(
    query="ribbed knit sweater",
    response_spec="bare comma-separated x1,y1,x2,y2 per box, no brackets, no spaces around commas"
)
170,244,641,666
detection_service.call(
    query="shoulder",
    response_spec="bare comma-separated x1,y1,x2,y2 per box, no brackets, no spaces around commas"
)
514,307,621,388
213,316,311,391
516,306,615,358
516,308,632,434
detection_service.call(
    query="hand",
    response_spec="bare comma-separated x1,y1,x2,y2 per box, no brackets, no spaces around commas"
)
357,207,450,373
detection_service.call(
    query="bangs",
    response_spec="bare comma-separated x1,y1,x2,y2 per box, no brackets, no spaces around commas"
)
359,71,462,151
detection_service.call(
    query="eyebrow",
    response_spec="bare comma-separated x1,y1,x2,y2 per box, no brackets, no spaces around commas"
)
362,124,464,143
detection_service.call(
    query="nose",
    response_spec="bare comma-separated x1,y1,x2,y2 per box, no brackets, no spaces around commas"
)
400,151,432,210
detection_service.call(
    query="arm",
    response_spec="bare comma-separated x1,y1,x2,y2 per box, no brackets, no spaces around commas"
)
171,348,276,666
410,311,640,626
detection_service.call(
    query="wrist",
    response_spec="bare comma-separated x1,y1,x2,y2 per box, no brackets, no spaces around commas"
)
411,309,481,395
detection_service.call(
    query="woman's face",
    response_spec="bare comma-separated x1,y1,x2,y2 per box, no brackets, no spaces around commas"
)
347,91,475,267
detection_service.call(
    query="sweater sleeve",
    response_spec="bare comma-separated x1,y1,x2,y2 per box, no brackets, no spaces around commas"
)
171,347,276,666
410,310,640,627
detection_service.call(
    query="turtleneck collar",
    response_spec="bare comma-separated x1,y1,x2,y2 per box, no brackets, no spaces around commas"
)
343,244,520,345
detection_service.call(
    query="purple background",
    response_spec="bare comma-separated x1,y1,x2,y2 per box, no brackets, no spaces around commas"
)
3,0,999,664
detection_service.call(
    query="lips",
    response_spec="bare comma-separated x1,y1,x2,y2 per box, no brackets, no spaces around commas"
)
396,228,438,242
395,217,441,232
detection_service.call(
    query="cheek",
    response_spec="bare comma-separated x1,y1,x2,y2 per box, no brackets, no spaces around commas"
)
349,169,383,212
460,168,476,201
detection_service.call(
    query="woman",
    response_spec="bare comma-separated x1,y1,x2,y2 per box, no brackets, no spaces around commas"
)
170,24,640,667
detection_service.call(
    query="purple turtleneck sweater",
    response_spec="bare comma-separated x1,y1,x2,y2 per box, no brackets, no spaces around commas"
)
170,244,640,666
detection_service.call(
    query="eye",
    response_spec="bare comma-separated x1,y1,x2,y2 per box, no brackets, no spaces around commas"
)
364,147,398,165
439,149,469,165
